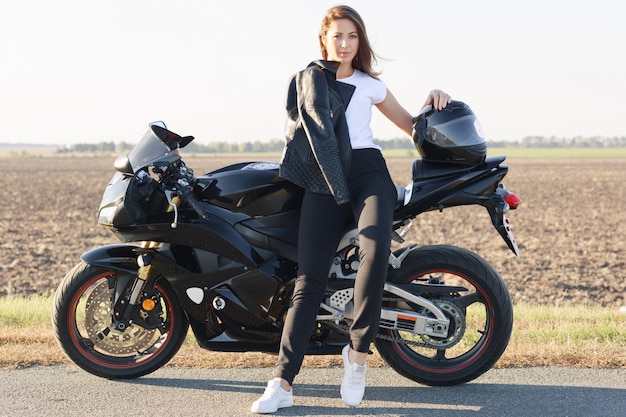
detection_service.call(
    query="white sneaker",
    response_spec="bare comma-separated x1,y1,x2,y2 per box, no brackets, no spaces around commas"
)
250,379,294,414
340,344,367,407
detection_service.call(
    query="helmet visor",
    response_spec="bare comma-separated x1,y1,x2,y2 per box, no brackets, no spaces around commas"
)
427,114,485,148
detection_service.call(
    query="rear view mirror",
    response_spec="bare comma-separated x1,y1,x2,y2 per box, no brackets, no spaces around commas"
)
113,154,133,175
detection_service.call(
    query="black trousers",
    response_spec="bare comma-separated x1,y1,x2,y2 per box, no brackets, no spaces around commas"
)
274,149,397,385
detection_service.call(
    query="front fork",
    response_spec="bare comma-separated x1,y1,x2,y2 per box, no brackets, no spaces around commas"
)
111,242,161,331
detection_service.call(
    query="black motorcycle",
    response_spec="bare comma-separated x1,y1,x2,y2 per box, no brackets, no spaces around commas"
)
52,108,520,386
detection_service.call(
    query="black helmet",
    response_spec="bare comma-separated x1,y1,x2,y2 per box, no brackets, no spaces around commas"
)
412,100,487,165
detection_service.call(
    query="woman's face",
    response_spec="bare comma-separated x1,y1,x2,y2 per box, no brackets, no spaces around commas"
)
322,18,359,65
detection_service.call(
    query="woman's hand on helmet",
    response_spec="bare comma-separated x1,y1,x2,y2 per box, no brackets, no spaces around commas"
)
423,89,452,111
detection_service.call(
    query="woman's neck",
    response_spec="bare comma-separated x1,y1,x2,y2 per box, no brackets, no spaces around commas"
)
336,63,355,80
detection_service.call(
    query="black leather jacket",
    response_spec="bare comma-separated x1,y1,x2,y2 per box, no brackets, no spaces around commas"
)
279,60,355,205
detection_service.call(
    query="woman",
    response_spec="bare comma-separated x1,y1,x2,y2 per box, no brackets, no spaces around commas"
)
251,5,451,414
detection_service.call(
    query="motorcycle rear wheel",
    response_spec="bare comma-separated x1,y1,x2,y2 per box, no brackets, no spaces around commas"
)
375,245,513,386
52,262,188,379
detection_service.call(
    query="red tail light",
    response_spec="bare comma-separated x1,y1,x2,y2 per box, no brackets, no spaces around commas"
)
505,192,521,209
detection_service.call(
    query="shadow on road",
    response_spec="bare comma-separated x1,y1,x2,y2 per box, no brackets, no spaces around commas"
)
3,366,624,416
123,375,625,416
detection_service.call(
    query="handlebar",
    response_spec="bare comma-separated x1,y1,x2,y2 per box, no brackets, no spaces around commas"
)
154,159,211,225
180,187,211,221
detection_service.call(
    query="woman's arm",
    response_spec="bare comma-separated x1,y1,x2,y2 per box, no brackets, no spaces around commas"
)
376,88,452,136
376,89,414,136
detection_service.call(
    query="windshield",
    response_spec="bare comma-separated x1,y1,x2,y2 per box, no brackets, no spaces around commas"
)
127,124,179,172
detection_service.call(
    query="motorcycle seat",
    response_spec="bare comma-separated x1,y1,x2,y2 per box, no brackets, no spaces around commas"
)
412,156,506,181
412,159,474,180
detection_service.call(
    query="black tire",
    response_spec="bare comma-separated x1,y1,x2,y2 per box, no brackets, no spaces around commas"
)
52,262,188,379
374,245,513,386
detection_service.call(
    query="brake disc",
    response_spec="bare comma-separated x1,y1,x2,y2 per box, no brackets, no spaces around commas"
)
84,281,158,355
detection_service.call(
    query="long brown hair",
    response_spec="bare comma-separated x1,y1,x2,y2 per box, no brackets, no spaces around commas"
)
318,5,380,78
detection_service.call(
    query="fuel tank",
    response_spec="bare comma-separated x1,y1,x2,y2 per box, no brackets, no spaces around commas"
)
196,162,304,218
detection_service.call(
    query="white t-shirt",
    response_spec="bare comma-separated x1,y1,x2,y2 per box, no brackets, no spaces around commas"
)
337,69,387,150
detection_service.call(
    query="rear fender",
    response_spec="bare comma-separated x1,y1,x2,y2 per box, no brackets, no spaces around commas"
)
485,190,520,259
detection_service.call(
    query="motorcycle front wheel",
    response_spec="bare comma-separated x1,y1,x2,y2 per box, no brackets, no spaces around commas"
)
52,262,188,379
374,245,513,386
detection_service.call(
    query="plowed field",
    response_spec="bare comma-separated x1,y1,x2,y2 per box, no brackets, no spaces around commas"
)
1,156,624,307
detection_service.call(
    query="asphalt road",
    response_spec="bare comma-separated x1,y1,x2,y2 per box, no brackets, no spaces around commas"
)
1,365,624,417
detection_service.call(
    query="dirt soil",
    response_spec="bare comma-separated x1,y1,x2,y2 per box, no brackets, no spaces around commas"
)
1,155,624,307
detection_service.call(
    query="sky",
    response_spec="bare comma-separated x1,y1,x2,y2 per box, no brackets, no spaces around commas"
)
2,0,625,145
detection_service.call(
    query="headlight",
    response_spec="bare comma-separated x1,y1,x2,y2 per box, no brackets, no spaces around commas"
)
97,205,119,225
